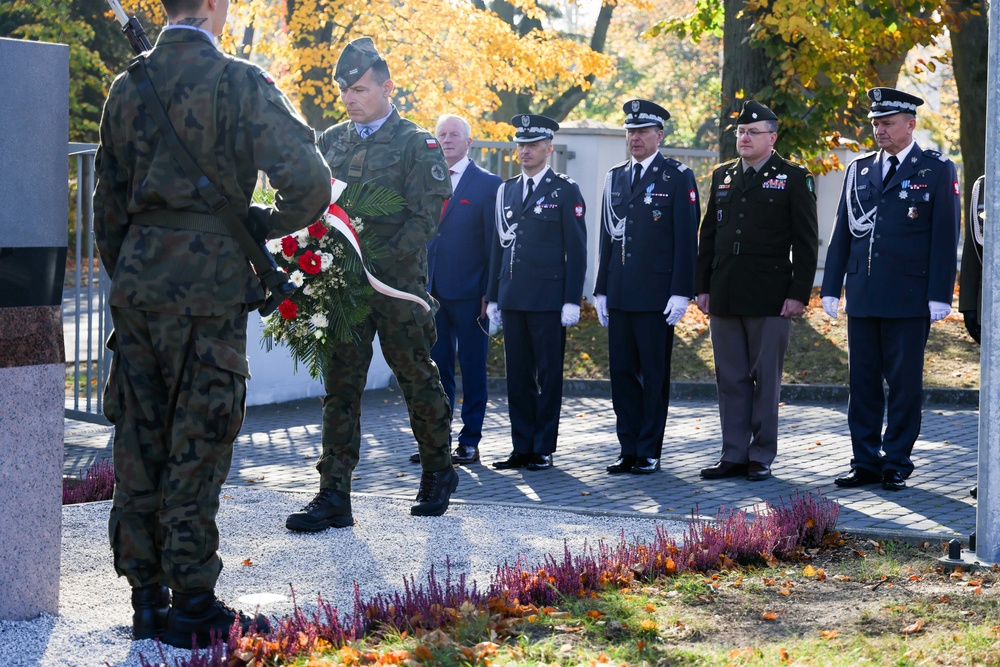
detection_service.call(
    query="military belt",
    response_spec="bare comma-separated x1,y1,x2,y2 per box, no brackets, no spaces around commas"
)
133,211,233,237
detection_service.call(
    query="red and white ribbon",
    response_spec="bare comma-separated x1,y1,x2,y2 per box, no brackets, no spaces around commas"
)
326,203,431,312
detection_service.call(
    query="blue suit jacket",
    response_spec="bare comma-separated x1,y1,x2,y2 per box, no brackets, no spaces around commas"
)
427,161,502,300
821,144,960,318
486,169,588,311
594,153,700,311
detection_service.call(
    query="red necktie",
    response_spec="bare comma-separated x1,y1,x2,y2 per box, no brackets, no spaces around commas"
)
440,169,456,219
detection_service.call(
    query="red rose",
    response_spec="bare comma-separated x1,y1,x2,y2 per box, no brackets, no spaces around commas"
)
298,249,322,275
281,236,298,256
277,299,297,319
307,220,327,239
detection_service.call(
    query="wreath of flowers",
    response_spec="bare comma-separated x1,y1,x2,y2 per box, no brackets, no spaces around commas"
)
255,178,404,379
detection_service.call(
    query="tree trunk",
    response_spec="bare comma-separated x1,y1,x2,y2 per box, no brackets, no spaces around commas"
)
951,0,988,216
286,0,339,130
720,0,770,161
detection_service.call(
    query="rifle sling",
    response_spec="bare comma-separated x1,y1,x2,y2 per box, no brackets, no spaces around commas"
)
126,57,284,290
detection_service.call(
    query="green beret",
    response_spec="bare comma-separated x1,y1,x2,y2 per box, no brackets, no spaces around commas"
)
335,37,385,87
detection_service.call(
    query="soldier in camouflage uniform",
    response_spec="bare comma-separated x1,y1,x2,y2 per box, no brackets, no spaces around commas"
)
93,0,331,649
285,37,459,533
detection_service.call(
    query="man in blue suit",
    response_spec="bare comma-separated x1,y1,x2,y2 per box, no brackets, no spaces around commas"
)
822,87,960,491
419,114,502,465
593,100,700,475
486,114,588,471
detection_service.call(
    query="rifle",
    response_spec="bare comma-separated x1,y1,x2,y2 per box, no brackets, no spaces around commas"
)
106,0,295,317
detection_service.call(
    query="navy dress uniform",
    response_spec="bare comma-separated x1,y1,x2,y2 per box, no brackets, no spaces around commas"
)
593,100,700,474
486,114,588,470
822,87,960,491
959,174,986,343
696,100,819,482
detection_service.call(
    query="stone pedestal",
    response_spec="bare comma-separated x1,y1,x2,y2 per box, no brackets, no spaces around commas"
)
0,37,69,621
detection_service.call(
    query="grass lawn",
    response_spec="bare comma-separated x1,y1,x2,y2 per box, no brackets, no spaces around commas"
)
487,289,982,389
293,535,998,666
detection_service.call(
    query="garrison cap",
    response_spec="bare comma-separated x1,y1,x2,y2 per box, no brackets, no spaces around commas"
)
867,87,923,118
736,99,778,125
623,99,670,129
510,114,559,143
335,37,386,88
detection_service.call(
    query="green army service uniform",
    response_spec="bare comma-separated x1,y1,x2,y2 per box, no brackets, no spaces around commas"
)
94,27,331,594
316,108,454,492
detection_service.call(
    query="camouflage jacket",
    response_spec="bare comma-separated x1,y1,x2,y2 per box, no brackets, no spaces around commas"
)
318,109,451,283
94,28,331,316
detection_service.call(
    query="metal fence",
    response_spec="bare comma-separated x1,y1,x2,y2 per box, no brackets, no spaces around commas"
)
66,142,110,424
470,140,571,179
659,147,720,208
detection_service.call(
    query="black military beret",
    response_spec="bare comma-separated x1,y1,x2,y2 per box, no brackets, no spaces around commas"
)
736,100,778,124
335,37,385,88
867,87,924,118
510,114,560,143
622,99,670,129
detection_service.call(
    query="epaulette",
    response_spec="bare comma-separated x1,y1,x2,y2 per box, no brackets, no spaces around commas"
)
923,148,948,163
664,157,690,173
555,172,577,185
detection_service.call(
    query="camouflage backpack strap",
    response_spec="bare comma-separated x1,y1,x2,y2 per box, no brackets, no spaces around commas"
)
126,56,292,315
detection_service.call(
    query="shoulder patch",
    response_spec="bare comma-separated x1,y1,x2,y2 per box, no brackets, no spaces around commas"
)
259,69,275,85
923,148,948,163
425,138,439,149
664,157,690,173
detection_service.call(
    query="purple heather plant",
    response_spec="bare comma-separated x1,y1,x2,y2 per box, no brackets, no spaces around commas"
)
62,458,114,505
150,491,841,667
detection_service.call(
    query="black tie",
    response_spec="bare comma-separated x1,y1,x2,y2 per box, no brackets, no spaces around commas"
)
523,177,534,205
631,163,642,190
883,155,898,188
745,166,756,182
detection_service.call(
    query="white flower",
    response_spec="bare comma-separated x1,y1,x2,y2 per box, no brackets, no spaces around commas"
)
319,251,333,271
314,330,325,340
288,270,305,288
265,238,283,254
294,229,311,245
303,284,316,296
310,313,329,329
331,178,348,204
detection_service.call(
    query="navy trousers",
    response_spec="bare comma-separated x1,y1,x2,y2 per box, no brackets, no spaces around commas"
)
430,296,489,447
502,310,565,455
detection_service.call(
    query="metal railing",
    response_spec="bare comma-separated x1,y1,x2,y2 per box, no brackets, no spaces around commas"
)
66,142,110,424
470,141,572,179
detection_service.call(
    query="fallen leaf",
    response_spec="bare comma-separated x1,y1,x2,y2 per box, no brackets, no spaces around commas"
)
413,645,434,661
802,565,816,577
587,610,603,619
637,640,646,651
969,579,983,587
548,611,570,619
558,643,572,653
242,558,253,567
645,603,656,612
780,647,791,664
640,619,658,631
818,628,839,640
761,611,779,621
815,568,827,581
779,588,791,596
901,619,924,635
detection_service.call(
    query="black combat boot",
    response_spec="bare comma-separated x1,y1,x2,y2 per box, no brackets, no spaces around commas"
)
162,590,271,649
131,584,169,640
411,465,459,516
285,488,354,532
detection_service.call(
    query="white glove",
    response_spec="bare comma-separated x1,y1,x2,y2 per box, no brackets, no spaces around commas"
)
593,294,609,327
486,302,502,328
561,303,581,327
663,295,690,326
929,300,951,323
822,296,840,319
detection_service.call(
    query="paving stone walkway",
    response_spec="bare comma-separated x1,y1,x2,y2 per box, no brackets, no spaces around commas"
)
64,388,980,541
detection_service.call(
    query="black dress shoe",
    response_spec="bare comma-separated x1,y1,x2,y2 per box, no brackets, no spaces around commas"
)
606,456,637,474
411,465,459,516
630,457,660,474
882,469,906,491
493,452,531,469
131,584,169,640
451,444,480,465
747,461,771,481
833,467,881,488
409,452,421,463
700,461,748,479
163,590,270,649
285,489,354,532
526,454,553,470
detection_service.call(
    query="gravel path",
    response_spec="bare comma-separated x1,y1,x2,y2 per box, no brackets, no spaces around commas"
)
0,487,684,667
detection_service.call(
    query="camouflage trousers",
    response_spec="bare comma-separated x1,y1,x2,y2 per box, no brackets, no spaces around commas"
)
104,305,249,593
318,289,452,493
